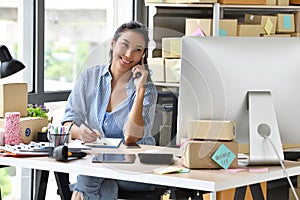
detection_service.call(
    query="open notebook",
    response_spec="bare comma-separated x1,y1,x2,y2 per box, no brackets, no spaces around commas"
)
85,138,122,148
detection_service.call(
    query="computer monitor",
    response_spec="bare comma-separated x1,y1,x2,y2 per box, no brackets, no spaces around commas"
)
177,36,300,165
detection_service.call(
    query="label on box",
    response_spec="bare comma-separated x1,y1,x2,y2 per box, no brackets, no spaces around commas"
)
211,144,236,170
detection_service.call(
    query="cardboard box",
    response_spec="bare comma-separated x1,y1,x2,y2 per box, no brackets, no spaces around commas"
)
162,37,182,58
145,0,177,3
262,33,291,37
291,32,300,37
290,0,300,4
266,0,276,5
295,12,300,32
0,83,28,118
185,18,212,36
203,182,267,200
277,0,289,5
219,19,238,36
244,14,277,35
147,57,165,82
165,58,181,83
276,14,295,33
237,24,262,36
0,117,48,144
181,140,238,169
218,0,266,5
176,0,217,3
289,187,300,200
188,120,236,140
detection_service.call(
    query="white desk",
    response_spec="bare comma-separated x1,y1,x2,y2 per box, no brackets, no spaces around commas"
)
2,145,300,200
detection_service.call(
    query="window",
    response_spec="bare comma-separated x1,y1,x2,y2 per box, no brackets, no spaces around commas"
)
44,0,133,91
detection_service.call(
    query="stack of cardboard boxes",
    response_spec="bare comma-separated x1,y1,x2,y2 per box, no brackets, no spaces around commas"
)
0,83,48,144
148,37,182,83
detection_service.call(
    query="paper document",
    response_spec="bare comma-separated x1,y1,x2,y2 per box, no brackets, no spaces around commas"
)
85,138,122,148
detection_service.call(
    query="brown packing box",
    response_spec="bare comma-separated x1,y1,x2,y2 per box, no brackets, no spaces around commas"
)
291,32,300,37
145,0,177,3
188,120,236,140
276,13,295,33
219,19,238,36
290,0,300,4
165,58,181,83
0,83,28,118
218,0,266,4
266,0,276,4
244,14,277,35
203,182,267,200
147,57,165,82
185,18,212,36
262,33,291,37
289,187,300,200
0,117,48,144
277,0,289,5
181,140,238,169
176,0,217,3
295,12,300,32
162,37,182,58
237,24,262,36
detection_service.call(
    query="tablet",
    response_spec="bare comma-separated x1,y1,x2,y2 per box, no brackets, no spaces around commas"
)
92,153,136,163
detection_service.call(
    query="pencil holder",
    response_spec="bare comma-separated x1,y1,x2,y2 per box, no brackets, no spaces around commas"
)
48,125,71,158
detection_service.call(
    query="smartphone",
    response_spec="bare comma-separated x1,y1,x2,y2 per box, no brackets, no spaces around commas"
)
124,143,141,149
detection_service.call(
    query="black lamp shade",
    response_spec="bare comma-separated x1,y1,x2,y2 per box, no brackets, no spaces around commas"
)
0,45,26,78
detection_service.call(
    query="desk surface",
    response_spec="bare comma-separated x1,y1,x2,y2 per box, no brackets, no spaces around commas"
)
1,144,300,193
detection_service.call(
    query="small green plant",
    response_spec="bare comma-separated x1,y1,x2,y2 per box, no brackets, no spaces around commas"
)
27,104,49,119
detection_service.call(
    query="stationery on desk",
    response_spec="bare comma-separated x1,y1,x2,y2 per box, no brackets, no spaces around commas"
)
85,138,122,148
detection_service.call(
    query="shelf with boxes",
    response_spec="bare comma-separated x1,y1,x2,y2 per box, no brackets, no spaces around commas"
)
146,2,300,85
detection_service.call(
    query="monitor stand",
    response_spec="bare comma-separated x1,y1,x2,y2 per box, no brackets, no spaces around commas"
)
247,91,284,165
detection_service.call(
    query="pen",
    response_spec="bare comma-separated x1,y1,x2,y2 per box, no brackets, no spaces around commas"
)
83,123,101,140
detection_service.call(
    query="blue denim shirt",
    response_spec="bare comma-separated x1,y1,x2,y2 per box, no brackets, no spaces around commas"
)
62,64,157,145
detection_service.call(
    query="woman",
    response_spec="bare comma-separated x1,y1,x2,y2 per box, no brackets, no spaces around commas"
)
62,21,158,199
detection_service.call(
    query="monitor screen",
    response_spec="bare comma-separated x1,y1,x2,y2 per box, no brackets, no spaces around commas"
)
177,36,300,164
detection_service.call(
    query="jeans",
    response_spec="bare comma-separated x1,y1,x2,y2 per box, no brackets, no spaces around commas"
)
72,175,156,200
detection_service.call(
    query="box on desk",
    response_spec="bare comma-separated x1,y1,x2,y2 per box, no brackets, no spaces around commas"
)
0,117,48,144
188,120,236,140
181,140,238,169
0,83,28,118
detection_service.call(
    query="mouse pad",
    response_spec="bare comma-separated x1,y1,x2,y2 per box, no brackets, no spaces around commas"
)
92,153,136,163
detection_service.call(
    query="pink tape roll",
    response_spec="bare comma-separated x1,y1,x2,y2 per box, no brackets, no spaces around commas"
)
4,112,21,145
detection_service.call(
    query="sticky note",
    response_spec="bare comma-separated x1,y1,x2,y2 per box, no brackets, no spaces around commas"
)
264,17,273,35
212,144,236,170
219,29,227,36
153,166,190,175
283,15,292,29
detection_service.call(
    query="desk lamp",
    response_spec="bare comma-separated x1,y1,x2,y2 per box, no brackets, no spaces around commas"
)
0,45,25,78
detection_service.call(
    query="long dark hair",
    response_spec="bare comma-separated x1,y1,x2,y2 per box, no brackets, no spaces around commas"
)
109,21,152,82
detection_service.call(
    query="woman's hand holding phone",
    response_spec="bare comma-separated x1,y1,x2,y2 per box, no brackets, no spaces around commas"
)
132,54,148,88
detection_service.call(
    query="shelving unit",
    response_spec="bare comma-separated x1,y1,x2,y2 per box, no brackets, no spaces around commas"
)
146,2,300,57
